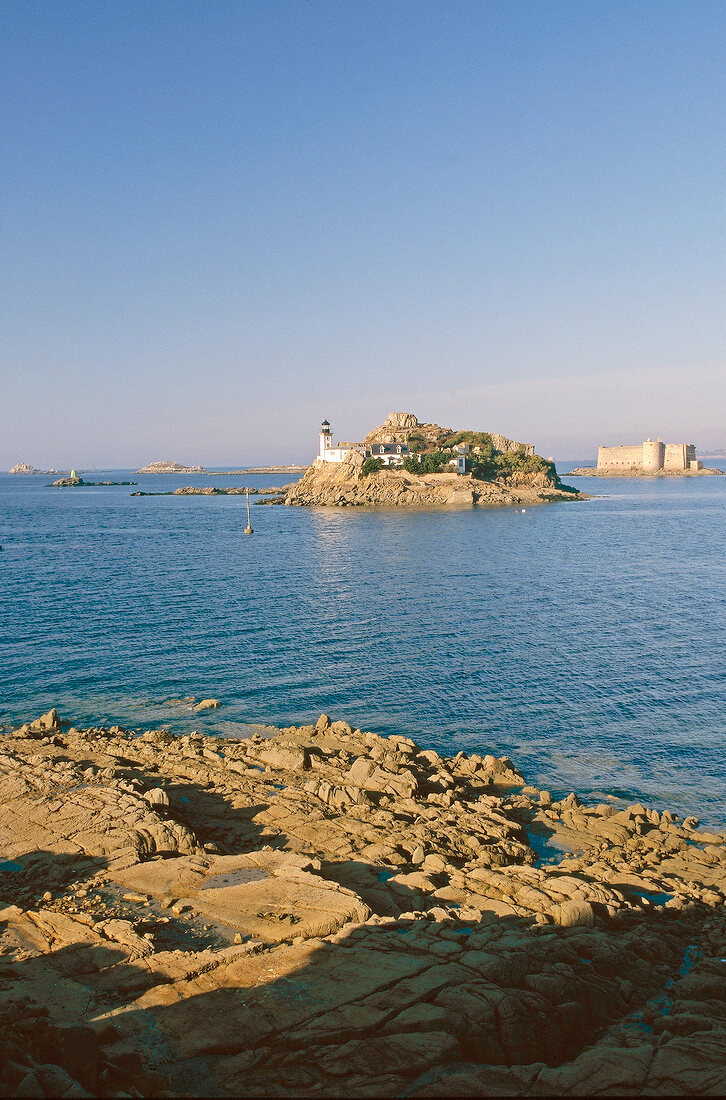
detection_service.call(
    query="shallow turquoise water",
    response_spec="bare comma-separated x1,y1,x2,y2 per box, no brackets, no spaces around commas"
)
1,465,725,824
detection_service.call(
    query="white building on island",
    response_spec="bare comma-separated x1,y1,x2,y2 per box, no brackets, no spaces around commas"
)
318,420,411,467
318,420,367,464
368,442,410,466
316,417,484,472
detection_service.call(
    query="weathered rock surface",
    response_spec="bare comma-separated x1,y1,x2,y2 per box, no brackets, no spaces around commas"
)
173,485,258,495
364,412,535,456
1,712,724,1096
283,453,579,509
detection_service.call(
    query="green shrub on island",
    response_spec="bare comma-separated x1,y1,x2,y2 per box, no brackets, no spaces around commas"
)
403,446,550,479
403,451,451,474
443,430,495,450
466,448,574,490
369,439,575,491
405,431,428,450
464,443,497,480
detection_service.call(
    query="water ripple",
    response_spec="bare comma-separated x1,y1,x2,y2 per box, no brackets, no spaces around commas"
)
1,468,725,825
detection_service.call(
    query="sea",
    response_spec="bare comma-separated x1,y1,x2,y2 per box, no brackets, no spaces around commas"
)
1,463,725,827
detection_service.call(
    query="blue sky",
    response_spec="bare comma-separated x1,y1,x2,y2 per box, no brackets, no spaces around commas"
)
2,1,725,466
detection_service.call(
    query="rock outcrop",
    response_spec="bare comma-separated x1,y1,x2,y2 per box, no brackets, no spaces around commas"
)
9,462,43,474
364,411,423,443
281,452,578,508
364,412,535,455
52,477,138,488
9,463,61,475
131,486,279,498
1,711,724,1096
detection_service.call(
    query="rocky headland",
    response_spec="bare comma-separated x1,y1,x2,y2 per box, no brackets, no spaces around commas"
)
1,709,724,1096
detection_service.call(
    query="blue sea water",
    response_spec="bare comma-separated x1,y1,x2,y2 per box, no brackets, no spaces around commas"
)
1,464,725,825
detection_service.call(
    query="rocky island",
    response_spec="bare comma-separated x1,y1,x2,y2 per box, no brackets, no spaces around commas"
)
52,477,137,488
9,463,65,475
134,461,206,475
130,486,275,497
269,413,582,508
0,708,724,1097
203,465,308,475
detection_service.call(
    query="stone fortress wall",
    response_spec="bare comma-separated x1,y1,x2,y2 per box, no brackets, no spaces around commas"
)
664,443,696,470
596,444,645,471
597,439,699,473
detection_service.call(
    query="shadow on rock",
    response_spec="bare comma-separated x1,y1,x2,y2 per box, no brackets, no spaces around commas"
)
59,894,726,1097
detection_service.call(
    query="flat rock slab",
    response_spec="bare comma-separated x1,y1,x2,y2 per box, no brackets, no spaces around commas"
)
113,851,371,942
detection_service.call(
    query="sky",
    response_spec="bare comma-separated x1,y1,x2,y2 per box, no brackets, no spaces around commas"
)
2,0,726,467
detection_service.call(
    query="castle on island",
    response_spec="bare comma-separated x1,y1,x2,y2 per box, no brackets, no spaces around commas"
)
597,439,702,474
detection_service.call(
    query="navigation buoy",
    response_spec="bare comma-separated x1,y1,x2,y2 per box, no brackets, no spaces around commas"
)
244,490,254,535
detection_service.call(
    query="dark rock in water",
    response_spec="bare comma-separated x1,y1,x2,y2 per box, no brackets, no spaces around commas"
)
131,486,260,496
52,477,138,487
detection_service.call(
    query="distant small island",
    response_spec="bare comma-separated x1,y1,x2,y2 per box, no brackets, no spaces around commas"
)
130,485,286,497
569,438,724,477
135,461,307,475
203,465,308,475
134,460,206,474
9,462,66,475
52,476,137,488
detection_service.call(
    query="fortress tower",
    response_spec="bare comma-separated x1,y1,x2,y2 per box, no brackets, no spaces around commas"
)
642,438,665,473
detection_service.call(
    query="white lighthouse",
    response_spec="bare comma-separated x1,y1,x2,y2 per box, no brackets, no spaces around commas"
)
317,418,366,463
319,419,333,459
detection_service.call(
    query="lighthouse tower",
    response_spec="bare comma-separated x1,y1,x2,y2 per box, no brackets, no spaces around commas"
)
319,419,333,459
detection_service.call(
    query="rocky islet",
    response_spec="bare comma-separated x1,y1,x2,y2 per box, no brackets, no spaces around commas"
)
0,709,724,1096
273,451,581,508
133,461,207,474
8,463,66,475
52,477,138,488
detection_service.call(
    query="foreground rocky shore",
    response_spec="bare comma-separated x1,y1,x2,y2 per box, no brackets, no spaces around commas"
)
1,711,724,1097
